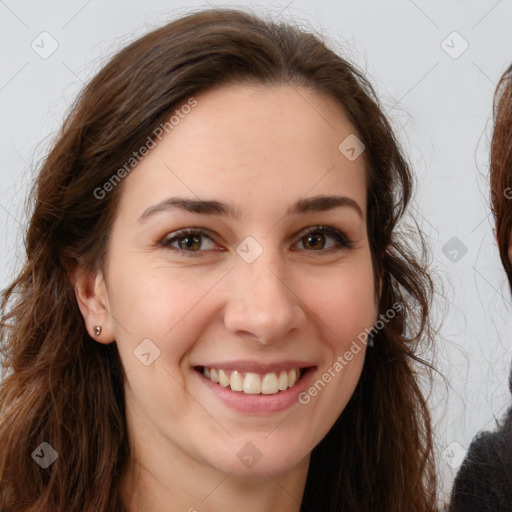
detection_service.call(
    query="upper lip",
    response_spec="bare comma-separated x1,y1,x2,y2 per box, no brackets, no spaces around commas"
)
195,360,316,374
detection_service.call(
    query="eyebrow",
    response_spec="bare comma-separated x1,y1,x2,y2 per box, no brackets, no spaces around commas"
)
137,194,364,223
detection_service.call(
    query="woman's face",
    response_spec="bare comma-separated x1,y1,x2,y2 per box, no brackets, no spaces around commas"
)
96,83,378,479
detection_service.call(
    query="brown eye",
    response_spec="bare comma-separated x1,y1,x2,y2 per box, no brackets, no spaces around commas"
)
176,234,202,251
159,228,218,257
159,225,353,258
295,226,353,252
302,232,327,250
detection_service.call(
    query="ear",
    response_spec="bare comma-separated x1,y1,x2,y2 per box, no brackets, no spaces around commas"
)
68,265,115,344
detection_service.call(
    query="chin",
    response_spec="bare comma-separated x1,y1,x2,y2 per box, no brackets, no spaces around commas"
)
202,438,308,479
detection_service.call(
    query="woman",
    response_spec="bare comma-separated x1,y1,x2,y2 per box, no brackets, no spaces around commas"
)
0,7,437,512
448,65,512,511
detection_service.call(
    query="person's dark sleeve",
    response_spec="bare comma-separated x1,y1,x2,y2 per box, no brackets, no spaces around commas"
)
448,427,512,512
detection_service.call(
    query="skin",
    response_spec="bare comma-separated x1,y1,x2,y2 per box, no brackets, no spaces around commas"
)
73,82,379,512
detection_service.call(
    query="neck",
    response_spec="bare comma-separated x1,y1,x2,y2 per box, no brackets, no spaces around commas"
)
118,390,310,512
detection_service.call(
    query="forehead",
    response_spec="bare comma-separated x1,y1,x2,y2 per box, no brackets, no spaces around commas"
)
115,82,367,221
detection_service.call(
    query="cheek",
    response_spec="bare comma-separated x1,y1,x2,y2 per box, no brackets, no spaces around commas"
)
313,259,378,349
107,265,217,367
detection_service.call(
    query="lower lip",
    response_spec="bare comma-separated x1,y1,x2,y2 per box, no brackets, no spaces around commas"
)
196,368,316,414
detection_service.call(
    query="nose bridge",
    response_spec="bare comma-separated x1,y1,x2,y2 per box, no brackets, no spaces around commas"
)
223,242,304,343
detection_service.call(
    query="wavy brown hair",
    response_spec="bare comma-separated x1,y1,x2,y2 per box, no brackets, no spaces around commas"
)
0,7,437,512
490,64,512,292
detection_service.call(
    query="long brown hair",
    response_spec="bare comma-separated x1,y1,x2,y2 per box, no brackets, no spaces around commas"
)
490,64,512,292
0,7,437,511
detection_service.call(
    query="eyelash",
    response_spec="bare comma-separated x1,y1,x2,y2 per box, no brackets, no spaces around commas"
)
158,225,354,258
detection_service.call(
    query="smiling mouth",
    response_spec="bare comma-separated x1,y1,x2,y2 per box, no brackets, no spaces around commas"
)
196,366,308,395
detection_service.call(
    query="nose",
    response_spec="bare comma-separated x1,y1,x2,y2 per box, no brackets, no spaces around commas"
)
222,248,306,345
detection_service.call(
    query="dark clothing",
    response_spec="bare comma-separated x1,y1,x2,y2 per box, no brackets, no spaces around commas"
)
449,411,512,512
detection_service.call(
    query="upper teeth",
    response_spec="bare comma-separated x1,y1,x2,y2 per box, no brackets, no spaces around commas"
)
202,367,301,395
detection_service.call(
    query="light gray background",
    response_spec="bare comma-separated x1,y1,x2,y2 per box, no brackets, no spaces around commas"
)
1,0,511,503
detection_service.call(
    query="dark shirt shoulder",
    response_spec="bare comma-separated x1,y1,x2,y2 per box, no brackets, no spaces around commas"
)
449,414,512,512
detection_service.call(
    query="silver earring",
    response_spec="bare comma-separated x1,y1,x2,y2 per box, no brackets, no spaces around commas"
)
94,325,102,336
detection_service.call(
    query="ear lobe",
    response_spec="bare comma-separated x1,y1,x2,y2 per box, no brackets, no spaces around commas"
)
70,266,115,344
